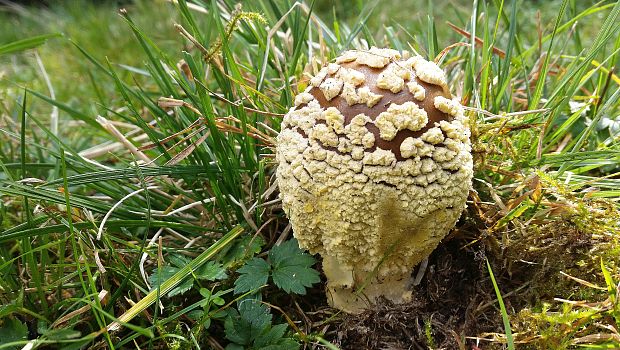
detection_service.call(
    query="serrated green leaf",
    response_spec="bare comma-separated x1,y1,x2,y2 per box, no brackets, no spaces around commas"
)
197,261,227,281
260,340,300,350
225,299,272,346
269,239,320,295
0,318,28,347
268,239,305,265
254,323,288,348
148,266,194,297
273,252,317,269
168,254,192,268
272,265,320,295
234,258,270,294
222,235,265,265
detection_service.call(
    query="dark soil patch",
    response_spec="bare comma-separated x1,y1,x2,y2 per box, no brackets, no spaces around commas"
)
330,238,503,350
269,207,607,350
319,218,605,349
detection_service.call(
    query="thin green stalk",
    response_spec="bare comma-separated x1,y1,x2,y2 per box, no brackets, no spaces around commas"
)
20,90,48,315
60,148,113,347
486,259,515,350
528,0,568,110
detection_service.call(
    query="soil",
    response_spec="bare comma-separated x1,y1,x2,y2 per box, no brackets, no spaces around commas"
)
270,206,606,350
330,237,502,350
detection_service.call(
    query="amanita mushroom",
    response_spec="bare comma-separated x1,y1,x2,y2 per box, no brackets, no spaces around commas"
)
276,47,473,313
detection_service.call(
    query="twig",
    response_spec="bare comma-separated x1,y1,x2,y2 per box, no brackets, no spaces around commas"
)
446,21,506,58
276,223,292,245
228,195,259,232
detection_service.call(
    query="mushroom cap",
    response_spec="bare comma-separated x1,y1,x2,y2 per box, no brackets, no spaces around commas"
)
304,61,452,159
276,47,473,311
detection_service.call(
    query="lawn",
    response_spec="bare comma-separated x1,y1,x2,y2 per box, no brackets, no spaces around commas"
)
1,0,619,349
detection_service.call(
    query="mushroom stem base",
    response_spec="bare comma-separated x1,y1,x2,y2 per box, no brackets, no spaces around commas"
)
323,255,412,313
326,276,412,314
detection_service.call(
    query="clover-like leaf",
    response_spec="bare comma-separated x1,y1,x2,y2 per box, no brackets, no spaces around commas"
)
269,239,320,295
0,318,28,347
234,258,270,294
234,239,319,295
224,299,272,346
197,261,228,281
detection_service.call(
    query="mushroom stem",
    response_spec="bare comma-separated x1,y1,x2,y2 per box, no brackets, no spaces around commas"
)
325,257,413,313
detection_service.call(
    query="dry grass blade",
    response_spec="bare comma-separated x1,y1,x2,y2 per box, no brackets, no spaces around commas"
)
446,21,506,58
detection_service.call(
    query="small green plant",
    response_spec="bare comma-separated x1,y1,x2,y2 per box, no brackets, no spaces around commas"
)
188,287,228,330
224,299,299,350
234,238,320,296
149,258,228,297
424,319,436,349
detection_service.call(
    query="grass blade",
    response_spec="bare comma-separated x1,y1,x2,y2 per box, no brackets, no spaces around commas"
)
486,259,515,350
100,225,243,334
0,33,61,56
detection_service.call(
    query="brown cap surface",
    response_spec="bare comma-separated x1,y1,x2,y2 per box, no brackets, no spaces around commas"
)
305,61,453,159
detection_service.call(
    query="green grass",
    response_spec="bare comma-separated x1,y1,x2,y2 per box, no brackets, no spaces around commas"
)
487,259,515,350
1,0,619,349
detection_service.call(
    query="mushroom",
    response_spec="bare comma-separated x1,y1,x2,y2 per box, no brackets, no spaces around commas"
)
276,47,473,313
